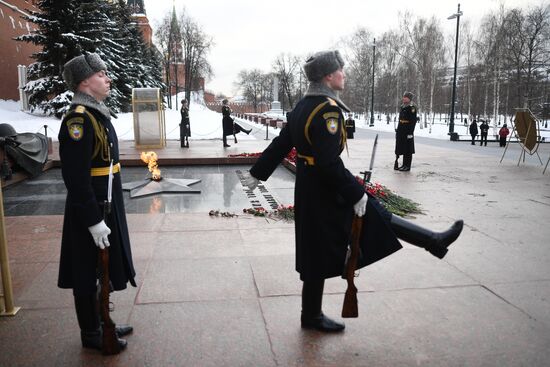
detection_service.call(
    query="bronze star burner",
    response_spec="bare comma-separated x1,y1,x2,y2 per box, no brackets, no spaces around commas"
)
122,151,201,198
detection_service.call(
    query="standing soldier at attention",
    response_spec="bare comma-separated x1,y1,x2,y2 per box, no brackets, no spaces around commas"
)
243,50,463,333
180,99,190,148
58,53,136,353
394,91,417,171
345,114,356,139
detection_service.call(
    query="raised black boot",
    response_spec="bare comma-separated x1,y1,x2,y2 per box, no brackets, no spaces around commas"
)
74,294,127,352
301,279,345,332
390,215,463,259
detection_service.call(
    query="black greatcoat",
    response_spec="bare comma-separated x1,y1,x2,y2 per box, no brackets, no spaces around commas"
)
345,117,355,139
180,106,191,137
222,105,234,136
250,96,402,281
395,104,417,155
58,104,136,296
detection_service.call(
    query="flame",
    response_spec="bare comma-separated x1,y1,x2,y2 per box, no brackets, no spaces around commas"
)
140,151,162,181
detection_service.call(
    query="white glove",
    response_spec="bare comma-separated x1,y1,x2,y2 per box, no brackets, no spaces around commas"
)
407,134,414,139
88,220,111,249
353,193,368,217
243,172,260,190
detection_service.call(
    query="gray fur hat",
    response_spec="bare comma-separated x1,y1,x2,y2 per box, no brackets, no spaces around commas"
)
403,91,414,100
62,53,107,91
303,50,345,82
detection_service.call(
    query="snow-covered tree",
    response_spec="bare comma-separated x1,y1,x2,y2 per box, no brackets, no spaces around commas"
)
18,0,164,116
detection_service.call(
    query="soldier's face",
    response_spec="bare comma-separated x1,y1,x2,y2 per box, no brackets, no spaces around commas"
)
402,96,410,104
326,69,345,91
81,70,111,101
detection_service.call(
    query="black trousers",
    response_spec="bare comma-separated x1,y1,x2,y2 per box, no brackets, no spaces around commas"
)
480,134,488,146
403,153,412,168
471,134,476,145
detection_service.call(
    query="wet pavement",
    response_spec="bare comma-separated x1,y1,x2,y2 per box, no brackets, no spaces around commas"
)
2,165,295,216
1,129,550,366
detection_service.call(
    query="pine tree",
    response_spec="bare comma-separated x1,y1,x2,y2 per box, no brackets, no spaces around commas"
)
18,0,164,116
17,0,90,116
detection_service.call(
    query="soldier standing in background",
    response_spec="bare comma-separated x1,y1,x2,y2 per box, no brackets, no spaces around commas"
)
394,91,417,171
59,53,135,353
345,114,355,139
180,99,190,148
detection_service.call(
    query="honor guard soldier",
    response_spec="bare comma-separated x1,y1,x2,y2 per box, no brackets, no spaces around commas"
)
395,91,417,171
58,53,136,353
345,114,356,139
243,50,464,333
180,99,190,148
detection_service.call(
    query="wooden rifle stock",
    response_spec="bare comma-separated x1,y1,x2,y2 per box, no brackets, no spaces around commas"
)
341,215,363,318
98,201,121,355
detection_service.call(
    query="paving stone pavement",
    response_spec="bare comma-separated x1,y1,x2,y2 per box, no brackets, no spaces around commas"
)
1,128,550,366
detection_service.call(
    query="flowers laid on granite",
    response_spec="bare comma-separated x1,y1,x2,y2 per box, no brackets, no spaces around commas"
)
243,205,295,221
227,152,262,158
208,210,238,218
356,176,422,217
209,206,295,221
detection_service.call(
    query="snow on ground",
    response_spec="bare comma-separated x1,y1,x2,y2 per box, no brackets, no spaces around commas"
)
1,96,548,142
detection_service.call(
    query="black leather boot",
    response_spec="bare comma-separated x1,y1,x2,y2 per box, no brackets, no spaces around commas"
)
390,215,464,259
394,156,400,170
74,294,127,352
223,135,230,147
301,279,345,332
234,135,238,144
245,128,252,135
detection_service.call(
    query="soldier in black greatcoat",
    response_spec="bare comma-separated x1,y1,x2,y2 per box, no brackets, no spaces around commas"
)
180,99,190,148
394,91,417,171
345,114,356,139
243,50,464,333
59,53,135,353
221,99,252,147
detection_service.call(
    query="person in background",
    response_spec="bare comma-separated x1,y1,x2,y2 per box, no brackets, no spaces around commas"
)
180,99,190,148
221,99,251,147
469,119,478,145
498,124,510,147
479,119,489,146
394,91,417,171
345,114,355,139
59,52,136,353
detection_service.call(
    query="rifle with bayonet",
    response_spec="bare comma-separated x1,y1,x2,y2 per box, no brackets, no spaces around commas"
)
342,134,378,318
98,160,121,355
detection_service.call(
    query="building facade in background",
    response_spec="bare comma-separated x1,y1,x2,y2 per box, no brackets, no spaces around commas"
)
0,0,39,101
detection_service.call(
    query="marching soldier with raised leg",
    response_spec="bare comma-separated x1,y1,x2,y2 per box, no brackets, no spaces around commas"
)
243,50,463,332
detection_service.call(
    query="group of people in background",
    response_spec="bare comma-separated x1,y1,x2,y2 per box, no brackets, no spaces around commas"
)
469,119,510,147
179,98,253,148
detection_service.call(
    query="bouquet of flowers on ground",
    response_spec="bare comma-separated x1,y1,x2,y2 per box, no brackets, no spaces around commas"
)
356,177,422,217
243,205,294,221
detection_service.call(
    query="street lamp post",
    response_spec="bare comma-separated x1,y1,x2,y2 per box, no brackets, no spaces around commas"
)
370,38,376,127
448,3,463,136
